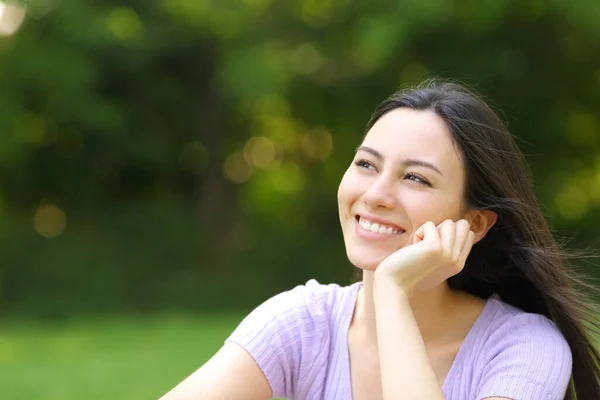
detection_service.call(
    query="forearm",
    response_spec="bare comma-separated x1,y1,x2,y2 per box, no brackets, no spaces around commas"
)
373,279,445,400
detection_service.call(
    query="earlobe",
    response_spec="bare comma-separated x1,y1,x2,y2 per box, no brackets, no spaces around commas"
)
467,210,498,244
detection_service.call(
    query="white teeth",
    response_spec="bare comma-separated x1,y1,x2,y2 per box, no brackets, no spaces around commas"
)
358,217,400,236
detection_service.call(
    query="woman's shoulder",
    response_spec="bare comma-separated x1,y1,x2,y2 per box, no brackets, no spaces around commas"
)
295,278,361,304
262,279,360,320
224,279,361,397
454,294,571,371
225,279,360,398
229,278,360,337
482,295,569,345
467,296,573,398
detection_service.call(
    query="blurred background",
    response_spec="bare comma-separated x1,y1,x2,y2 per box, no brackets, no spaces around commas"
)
1,0,599,398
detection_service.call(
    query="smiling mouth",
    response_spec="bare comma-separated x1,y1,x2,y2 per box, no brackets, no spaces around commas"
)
355,216,404,236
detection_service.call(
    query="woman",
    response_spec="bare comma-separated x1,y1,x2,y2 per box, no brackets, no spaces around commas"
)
160,80,600,399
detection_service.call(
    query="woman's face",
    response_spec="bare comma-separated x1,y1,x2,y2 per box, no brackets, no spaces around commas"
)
338,108,468,271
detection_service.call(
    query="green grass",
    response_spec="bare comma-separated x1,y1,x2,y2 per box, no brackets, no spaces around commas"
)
0,314,246,400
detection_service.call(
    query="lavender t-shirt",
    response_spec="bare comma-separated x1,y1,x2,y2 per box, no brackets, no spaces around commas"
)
225,279,572,399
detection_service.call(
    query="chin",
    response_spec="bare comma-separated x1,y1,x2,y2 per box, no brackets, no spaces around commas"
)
347,251,388,271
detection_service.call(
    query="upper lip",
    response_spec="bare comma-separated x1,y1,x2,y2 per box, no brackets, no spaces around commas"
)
355,213,405,231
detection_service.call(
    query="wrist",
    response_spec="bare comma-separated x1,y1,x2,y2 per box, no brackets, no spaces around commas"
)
373,275,411,303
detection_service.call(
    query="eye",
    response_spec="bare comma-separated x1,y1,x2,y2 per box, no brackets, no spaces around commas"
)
404,172,431,187
354,159,377,171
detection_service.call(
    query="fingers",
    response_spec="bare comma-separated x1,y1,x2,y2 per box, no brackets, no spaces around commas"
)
437,219,456,255
435,219,473,265
414,221,439,244
453,219,472,262
415,219,473,267
457,229,475,268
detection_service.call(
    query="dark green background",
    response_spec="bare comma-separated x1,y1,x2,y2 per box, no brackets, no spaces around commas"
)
2,0,600,318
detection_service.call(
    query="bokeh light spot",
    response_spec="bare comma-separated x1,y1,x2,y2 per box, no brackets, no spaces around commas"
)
290,43,323,75
243,136,278,169
107,7,143,40
555,183,589,221
34,205,67,238
566,110,599,147
0,2,26,36
300,0,334,27
223,152,253,184
271,162,304,194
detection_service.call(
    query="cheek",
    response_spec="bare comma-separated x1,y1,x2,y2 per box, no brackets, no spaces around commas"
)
338,170,358,206
403,191,463,225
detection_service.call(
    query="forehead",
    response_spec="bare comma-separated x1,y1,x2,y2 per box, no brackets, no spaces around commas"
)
363,108,462,169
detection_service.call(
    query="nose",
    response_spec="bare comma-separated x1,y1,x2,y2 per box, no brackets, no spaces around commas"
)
363,175,398,210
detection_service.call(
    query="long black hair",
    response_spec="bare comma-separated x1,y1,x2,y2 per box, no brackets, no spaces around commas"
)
366,79,600,399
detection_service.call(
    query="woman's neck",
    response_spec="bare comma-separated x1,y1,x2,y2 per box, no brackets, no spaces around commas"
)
353,270,478,346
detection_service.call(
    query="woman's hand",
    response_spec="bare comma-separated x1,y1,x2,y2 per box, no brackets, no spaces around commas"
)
373,219,475,297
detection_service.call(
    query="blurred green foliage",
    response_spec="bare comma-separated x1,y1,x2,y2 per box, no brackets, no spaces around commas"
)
1,0,600,317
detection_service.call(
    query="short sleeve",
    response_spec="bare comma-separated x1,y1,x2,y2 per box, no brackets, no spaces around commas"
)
224,279,332,398
476,313,572,400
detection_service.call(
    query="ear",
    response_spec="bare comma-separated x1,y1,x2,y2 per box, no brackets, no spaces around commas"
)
465,210,497,244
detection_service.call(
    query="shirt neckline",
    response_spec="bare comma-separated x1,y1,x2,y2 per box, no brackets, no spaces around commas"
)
340,282,497,399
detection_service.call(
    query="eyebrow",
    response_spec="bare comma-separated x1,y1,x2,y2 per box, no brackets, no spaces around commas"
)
356,145,444,176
